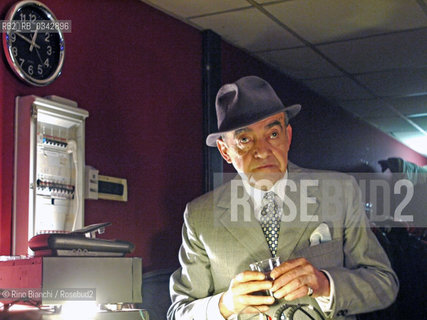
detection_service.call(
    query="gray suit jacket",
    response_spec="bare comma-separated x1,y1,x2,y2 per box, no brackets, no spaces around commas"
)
168,164,398,319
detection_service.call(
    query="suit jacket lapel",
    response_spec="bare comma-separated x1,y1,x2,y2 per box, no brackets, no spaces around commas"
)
216,179,271,262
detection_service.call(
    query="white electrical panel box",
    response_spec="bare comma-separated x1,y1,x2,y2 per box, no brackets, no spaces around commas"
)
13,95,89,255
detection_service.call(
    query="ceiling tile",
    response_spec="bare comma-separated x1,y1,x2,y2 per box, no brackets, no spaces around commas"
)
318,28,427,74
356,68,427,97
393,131,426,140
386,95,427,116
190,7,304,51
254,0,285,3
365,116,416,133
264,0,427,44
140,0,250,18
302,77,373,100
338,99,397,118
256,47,344,79
411,116,427,130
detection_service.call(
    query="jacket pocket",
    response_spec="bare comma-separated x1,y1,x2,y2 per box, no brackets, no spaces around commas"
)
292,239,343,269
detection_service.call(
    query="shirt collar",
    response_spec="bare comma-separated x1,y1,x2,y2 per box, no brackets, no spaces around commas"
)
241,171,288,212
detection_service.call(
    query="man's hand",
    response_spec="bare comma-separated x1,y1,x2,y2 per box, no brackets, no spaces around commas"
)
270,257,330,300
219,271,275,319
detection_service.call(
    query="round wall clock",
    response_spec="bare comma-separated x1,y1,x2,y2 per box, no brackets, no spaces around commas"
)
2,1,65,86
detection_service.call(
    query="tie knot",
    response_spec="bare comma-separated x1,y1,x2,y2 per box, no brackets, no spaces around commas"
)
261,192,278,216
263,191,276,204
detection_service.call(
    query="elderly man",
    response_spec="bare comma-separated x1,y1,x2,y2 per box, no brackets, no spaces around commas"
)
168,76,398,319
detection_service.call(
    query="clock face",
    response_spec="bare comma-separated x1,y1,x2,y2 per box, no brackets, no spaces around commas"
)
2,1,65,86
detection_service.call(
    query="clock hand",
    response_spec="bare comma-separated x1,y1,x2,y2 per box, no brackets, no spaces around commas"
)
29,30,39,52
15,32,41,49
35,47,43,65
15,32,33,44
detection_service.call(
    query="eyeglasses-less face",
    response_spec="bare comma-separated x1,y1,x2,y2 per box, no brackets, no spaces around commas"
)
217,112,292,189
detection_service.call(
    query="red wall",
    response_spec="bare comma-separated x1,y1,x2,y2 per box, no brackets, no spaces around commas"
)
0,0,203,271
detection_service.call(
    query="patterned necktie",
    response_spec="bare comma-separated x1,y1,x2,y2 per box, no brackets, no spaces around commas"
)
260,191,281,257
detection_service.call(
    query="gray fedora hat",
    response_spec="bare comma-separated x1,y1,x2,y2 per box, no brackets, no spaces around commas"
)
206,75,301,147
